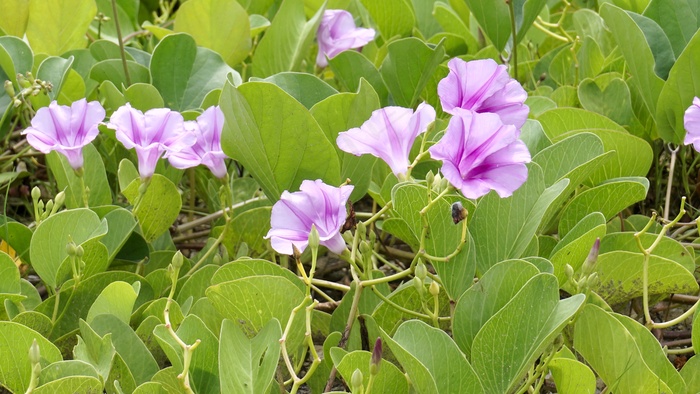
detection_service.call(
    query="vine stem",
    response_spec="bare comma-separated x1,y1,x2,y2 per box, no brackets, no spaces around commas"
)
664,144,679,221
507,0,518,80
185,225,228,276
110,0,131,86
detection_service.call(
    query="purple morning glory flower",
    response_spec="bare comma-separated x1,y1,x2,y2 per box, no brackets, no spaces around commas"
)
265,179,354,255
336,103,435,177
438,58,529,129
316,9,376,68
684,97,700,152
428,109,531,199
166,106,228,178
107,104,195,179
22,99,105,171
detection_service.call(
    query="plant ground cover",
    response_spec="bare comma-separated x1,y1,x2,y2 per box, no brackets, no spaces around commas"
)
1,0,700,393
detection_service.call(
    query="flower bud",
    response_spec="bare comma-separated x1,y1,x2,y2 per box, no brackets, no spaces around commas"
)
37,200,44,213
429,281,440,297
44,200,54,214
581,238,600,276
351,369,364,392
586,272,599,289
66,242,77,256
342,231,354,243
213,254,222,266
13,98,21,107
451,201,468,224
359,240,372,256
172,251,184,270
308,224,320,251
29,339,40,364
75,245,84,258
370,338,382,376
440,177,450,192
415,260,427,280
31,186,41,203
425,170,435,188
356,221,367,237
292,244,302,260
4,80,14,97
32,362,41,377
413,277,425,296
564,264,574,280
17,73,30,88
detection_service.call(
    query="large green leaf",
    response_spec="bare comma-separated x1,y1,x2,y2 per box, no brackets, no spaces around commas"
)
218,318,281,394
150,33,237,111
379,37,445,107
656,30,700,144
252,0,325,77
361,0,415,39
33,377,102,394
122,174,182,243
643,0,700,57
600,232,695,274
681,355,700,394
219,80,341,201
574,304,672,393
549,356,596,394
328,50,389,105
25,0,96,55
86,281,139,325
262,72,338,109
471,274,585,394
465,0,547,51
90,0,139,43
310,80,380,202
174,0,251,67
331,347,410,393
600,4,664,121
0,322,62,393
0,0,30,37
469,163,568,274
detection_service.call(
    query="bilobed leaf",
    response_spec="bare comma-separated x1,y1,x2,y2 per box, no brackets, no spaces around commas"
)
150,33,238,111
361,0,415,39
252,0,325,77
219,80,340,202
26,0,96,55
218,318,281,394
574,304,672,393
174,0,251,67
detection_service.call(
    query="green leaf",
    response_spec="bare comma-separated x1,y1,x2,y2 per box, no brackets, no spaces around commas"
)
328,50,389,105
75,319,116,383
465,0,547,51
331,348,410,393
372,278,451,335
89,314,159,385
578,77,635,127
33,376,102,394
656,30,700,144
600,4,664,121
643,0,700,57
123,83,164,111
471,274,585,394
0,0,30,37
392,320,484,393
558,178,649,235
122,174,182,243
627,12,675,80
90,0,139,43
39,360,100,383
252,0,325,77
574,304,672,393
86,281,139,325
133,382,166,394
310,80,381,201
249,14,271,37
0,36,33,91
167,315,220,394
469,163,568,274
592,250,698,304
600,232,695,274
548,357,596,394
0,252,20,294
26,0,96,55
219,80,340,201
30,209,106,288
34,55,73,104
218,318,281,394
46,145,111,209
150,33,238,111
379,37,445,107
361,0,415,39
0,322,62,393
174,0,251,67
219,206,271,256
549,212,607,284
261,72,338,109
89,59,150,88
681,355,700,394
212,258,305,292
453,260,540,358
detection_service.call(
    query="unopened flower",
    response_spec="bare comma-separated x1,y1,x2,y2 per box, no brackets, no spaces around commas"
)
265,180,353,255
22,99,105,170
316,10,375,68
684,97,700,152
336,103,435,177
438,58,529,128
107,104,195,179
166,106,228,178
428,109,531,199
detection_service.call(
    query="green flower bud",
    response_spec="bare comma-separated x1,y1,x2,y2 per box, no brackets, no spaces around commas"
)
4,80,15,97
172,251,184,270
29,339,40,364
587,272,599,288
359,240,372,256
17,73,30,88
564,264,575,280
213,254,222,266
44,200,54,215
351,369,364,392
429,281,440,297
66,242,77,256
356,221,367,237
440,177,450,191
425,170,435,188
31,186,41,203
54,191,65,207
308,224,320,251
581,238,600,276
13,98,21,108
413,277,425,296
415,260,427,280
75,245,84,258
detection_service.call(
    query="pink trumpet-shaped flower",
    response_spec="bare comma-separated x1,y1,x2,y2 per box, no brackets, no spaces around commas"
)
22,99,105,170
316,9,376,68
429,109,531,199
107,104,195,179
337,103,436,177
265,180,353,255
438,58,529,129
684,97,700,152
166,106,228,178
